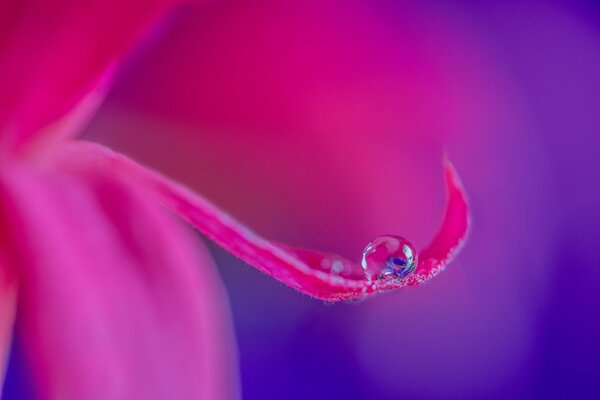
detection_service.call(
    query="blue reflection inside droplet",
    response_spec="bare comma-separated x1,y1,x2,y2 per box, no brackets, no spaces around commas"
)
361,235,417,281
384,256,412,278
388,257,407,267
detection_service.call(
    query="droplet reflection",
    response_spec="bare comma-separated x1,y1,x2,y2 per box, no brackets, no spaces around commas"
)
361,235,417,282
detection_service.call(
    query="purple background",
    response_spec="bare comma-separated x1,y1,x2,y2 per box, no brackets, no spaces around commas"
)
6,1,600,399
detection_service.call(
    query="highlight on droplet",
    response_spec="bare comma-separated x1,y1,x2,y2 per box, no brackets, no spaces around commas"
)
361,235,418,282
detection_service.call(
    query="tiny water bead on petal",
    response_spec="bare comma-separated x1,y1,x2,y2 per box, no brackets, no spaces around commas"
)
60,142,469,300
361,235,418,282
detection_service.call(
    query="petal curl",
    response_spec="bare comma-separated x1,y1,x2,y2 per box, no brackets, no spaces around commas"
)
0,163,238,399
56,140,470,301
415,157,470,279
0,0,181,157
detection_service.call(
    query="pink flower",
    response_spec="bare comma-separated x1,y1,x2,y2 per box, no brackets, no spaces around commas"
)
0,0,469,398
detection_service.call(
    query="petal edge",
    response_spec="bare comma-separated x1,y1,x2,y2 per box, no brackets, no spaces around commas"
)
56,141,470,301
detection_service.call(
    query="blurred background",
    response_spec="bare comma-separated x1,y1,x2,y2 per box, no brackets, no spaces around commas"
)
9,0,600,398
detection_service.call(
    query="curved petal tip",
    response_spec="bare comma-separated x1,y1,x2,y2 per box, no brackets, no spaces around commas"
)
56,141,470,301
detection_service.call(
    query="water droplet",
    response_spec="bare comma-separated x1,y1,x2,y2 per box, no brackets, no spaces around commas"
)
361,235,417,281
331,260,345,274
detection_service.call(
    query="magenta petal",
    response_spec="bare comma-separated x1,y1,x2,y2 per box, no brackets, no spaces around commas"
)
415,157,470,279
0,164,238,399
57,141,470,301
0,0,180,157
0,227,17,384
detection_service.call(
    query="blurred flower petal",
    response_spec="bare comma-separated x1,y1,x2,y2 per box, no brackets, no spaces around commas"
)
57,140,469,301
0,163,238,399
25,70,115,162
0,0,181,157
0,236,17,385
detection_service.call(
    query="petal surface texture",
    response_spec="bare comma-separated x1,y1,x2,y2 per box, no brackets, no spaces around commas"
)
0,0,179,157
58,141,470,301
0,162,238,399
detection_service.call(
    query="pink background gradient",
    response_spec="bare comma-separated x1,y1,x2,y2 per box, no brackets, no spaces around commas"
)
8,0,598,399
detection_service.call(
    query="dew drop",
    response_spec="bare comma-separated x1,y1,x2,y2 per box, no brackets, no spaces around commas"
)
331,260,345,274
361,235,418,282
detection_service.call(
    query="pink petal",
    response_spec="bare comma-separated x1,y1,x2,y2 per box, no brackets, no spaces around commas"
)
0,226,17,386
416,157,470,278
0,162,238,399
56,140,470,301
0,0,181,157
